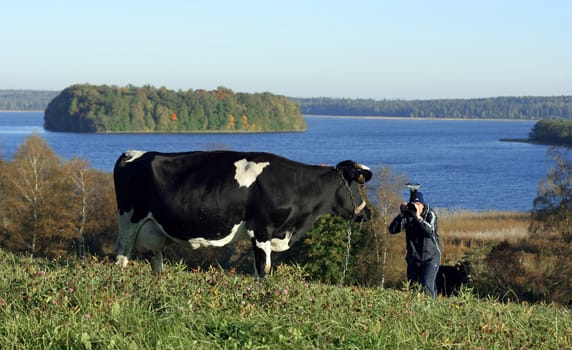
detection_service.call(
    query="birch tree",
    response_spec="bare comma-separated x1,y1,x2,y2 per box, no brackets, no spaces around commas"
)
4,135,69,257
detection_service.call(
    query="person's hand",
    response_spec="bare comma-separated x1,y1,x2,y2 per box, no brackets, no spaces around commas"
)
413,202,424,220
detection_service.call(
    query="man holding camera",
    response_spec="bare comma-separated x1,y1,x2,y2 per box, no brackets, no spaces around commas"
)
388,187,441,298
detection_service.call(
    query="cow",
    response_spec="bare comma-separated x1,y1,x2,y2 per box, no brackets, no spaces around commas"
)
113,150,372,276
436,261,472,297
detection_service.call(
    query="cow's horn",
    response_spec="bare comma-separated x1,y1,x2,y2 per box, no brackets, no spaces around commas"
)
356,164,372,183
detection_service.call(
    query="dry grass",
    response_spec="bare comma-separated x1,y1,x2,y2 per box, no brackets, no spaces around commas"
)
435,209,530,264
438,209,529,240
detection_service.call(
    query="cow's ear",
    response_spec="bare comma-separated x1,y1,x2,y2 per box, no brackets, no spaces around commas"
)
336,161,372,184
335,160,356,182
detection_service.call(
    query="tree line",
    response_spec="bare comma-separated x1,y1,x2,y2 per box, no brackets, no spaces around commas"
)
0,90,58,111
4,89,572,121
292,96,572,120
44,84,306,133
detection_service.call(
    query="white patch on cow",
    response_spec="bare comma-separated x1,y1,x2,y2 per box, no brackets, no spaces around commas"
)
188,221,248,249
255,240,272,274
270,231,294,252
125,150,146,162
234,159,270,188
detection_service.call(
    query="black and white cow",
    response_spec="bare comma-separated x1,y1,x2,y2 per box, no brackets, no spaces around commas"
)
113,150,372,276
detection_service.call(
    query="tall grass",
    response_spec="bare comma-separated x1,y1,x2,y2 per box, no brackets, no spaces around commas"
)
436,210,529,263
439,210,529,240
1,249,570,349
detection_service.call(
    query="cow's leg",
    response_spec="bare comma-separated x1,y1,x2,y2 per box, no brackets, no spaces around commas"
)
135,219,168,273
150,251,164,273
115,210,140,268
251,238,272,278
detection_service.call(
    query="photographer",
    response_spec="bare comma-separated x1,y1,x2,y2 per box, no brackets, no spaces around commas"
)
388,189,441,298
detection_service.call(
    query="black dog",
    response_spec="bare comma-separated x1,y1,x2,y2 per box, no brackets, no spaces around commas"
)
436,261,472,297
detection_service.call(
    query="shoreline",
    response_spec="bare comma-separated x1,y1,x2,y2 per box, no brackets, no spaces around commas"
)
303,114,538,122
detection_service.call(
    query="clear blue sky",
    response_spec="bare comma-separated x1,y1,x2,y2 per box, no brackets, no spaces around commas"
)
2,0,571,99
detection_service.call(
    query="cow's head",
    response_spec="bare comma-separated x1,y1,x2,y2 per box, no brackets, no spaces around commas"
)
334,160,373,222
456,261,473,283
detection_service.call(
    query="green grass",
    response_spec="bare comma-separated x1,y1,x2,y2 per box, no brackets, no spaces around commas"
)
1,250,570,349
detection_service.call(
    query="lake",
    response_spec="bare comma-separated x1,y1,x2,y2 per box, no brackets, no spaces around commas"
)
0,111,563,212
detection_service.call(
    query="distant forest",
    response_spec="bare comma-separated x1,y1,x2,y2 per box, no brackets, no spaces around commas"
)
2,89,572,121
44,85,306,133
292,96,572,120
0,90,58,111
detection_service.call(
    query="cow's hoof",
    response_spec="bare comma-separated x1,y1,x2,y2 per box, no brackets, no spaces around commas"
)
116,255,128,268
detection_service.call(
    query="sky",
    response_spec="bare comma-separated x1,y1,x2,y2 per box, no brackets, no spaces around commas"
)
2,0,571,99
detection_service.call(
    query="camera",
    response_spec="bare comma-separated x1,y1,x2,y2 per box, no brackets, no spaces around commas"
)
401,202,417,217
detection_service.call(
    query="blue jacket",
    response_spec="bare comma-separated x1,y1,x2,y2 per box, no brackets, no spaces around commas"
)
388,205,441,263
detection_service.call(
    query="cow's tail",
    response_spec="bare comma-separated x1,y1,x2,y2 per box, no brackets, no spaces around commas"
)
113,150,147,269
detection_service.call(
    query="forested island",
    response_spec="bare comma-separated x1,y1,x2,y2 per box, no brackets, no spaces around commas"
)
44,84,306,133
526,120,572,146
292,96,572,120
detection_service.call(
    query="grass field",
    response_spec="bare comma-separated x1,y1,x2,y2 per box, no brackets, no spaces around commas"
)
1,249,570,349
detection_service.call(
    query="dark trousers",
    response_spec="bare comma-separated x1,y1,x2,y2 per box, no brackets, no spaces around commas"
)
407,255,440,298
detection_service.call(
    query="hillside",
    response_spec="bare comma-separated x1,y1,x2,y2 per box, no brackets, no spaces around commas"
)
0,250,570,349
43,84,306,133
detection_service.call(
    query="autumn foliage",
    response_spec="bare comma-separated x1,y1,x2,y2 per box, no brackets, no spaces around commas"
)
0,135,116,258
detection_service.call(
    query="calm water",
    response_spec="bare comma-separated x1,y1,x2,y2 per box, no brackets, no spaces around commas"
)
0,111,562,212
